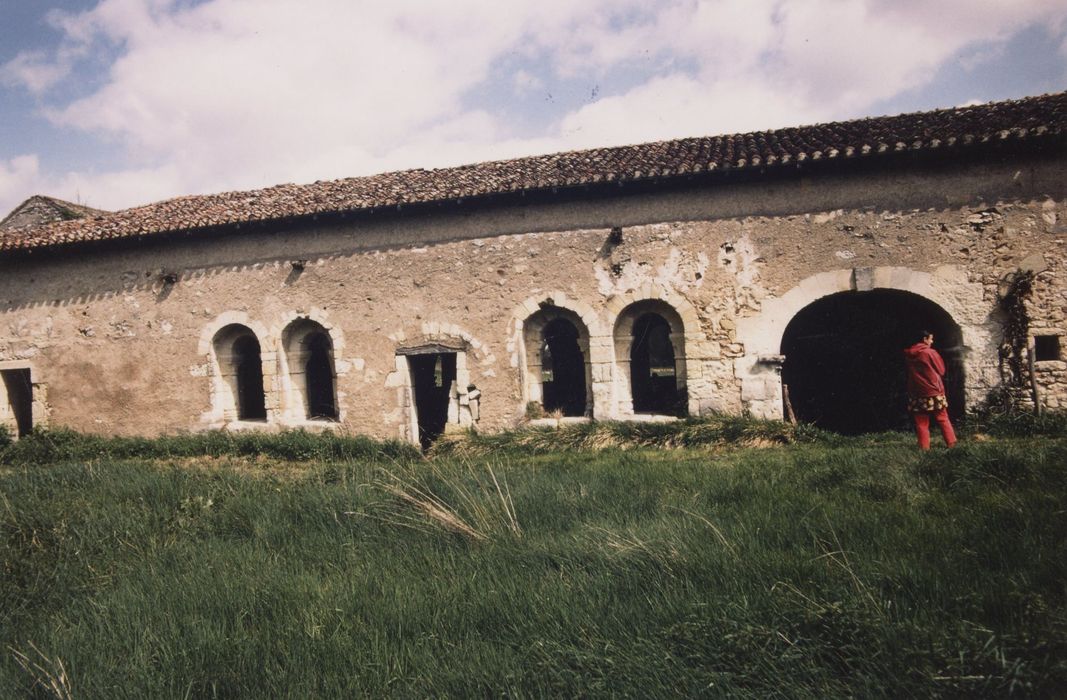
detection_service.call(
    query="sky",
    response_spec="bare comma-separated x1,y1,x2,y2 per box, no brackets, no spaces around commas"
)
1,0,1066,216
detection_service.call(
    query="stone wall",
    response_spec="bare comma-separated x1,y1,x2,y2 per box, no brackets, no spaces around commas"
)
1,151,1064,441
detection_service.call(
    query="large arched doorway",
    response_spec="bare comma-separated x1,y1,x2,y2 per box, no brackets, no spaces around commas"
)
780,289,964,434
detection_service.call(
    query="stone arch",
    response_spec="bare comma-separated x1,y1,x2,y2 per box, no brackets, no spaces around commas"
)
522,306,592,417
211,323,269,423
781,289,965,433
270,309,348,424
279,319,340,422
509,292,610,419
605,286,706,418
734,266,996,420
612,300,687,416
200,312,274,426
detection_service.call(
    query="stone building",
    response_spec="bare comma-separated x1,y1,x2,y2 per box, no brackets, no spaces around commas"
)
1,93,1065,446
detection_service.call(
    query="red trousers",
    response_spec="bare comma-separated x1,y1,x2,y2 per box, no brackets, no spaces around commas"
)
912,408,957,450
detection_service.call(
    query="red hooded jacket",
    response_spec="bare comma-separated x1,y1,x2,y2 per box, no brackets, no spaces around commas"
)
903,342,946,398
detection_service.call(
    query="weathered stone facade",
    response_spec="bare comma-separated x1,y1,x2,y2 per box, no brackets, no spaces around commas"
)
1,100,1065,443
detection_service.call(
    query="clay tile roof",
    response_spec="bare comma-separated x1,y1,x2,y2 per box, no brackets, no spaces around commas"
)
2,91,1064,254
0,195,108,233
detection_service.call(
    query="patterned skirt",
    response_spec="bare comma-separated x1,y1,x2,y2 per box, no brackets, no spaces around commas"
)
907,394,949,413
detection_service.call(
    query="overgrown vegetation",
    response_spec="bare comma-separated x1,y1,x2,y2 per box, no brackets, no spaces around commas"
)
967,392,1067,437
432,414,815,457
1,425,1065,696
997,269,1035,387
0,427,419,466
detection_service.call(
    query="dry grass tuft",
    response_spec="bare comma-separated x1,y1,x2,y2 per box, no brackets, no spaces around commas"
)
381,481,487,541
10,642,73,700
373,461,521,542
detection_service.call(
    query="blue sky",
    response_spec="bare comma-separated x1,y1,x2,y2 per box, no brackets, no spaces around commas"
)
1,0,1065,215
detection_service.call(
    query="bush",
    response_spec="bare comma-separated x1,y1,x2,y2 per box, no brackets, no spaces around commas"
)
0,424,12,450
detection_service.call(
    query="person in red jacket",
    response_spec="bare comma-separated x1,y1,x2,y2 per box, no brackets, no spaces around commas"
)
903,330,957,449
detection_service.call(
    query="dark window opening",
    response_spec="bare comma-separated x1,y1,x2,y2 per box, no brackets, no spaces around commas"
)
233,335,267,421
631,313,681,415
541,318,587,417
305,332,337,419
781,289,965,435
2,368,33,438
1034,335,1061,362
408,352,457,450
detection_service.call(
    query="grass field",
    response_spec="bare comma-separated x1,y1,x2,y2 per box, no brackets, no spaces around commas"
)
1,422,1065,697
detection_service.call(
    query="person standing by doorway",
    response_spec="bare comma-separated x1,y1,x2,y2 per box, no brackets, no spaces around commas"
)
903,330,957,450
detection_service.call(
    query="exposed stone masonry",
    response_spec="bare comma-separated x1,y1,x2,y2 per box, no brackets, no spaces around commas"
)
0,97,1064,443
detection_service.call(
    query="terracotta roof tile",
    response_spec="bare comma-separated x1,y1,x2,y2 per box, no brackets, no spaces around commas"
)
2,91,1065,254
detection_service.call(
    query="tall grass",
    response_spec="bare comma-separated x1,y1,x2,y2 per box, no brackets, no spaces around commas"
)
432,414,809,457
0,427,419,466
2,435,1065,696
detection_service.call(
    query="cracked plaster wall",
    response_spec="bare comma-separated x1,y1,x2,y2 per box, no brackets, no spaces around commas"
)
1,152,1065,439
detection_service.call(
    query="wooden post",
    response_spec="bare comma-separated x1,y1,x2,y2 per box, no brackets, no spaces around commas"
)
782,383,798,425
1028,342,1042,416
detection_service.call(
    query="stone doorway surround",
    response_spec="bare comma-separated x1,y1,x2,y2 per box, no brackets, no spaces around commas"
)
0,360,43,438
385,322,489,446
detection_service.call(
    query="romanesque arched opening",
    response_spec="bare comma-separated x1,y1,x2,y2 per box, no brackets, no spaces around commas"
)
523,306,591,417
780,289,964,434
631,313,678,413
213,324,267,421
282,319,338,421
233,335,267,420
305,333,337,419
540,318,587,416
614,300,687,416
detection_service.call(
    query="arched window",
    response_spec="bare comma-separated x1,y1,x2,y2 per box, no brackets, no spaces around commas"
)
213,324,267,421
541,318,587,416
304,332,337,419
522,307,591,417
631,313,678,414
613,300,687,417
282,320,338,421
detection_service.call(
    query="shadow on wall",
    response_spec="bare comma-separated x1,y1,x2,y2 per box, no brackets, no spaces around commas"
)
781,289,964,434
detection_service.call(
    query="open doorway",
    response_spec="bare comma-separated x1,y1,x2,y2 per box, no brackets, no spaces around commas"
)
780,289,964,434
408,352,457,450
1,368,33,438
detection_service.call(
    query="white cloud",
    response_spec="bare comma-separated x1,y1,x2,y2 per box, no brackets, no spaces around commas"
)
1,51,72,94
512,69,545,96
559,75,825,148
0,156,47,211
1,0,1065,216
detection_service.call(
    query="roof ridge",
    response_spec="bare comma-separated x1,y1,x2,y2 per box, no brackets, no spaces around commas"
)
3,90,1065,252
